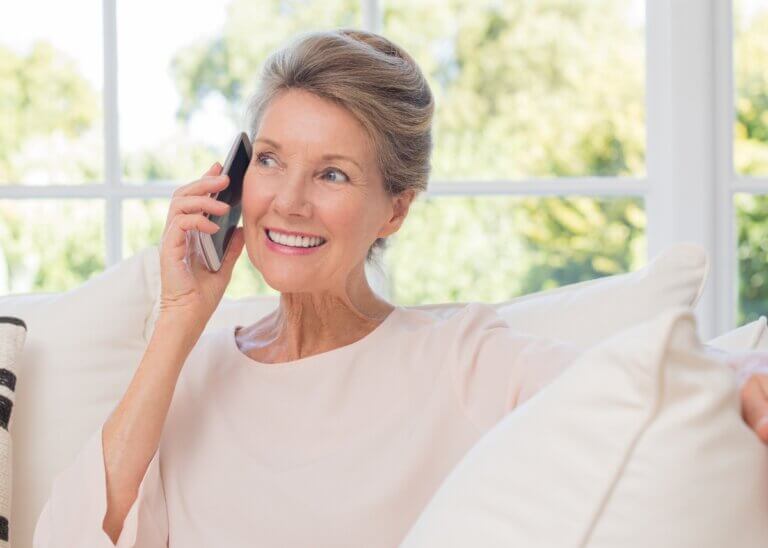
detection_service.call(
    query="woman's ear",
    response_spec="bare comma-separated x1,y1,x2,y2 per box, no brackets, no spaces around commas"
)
379,189,417,238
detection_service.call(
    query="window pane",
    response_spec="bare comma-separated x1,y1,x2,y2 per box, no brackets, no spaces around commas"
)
382,0,646,181
122,199,168,259
0,200,104,293
735,193,768,325
117,0,360,185
382,195,646,304
735,0,768,175
1,2,104,185
122,199,277,299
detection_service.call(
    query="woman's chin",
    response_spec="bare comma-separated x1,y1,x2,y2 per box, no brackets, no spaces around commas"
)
261,272,319,293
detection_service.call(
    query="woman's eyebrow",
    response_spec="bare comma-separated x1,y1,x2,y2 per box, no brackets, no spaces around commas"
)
253,137,362,170
321,154,362,171
253,137,282,149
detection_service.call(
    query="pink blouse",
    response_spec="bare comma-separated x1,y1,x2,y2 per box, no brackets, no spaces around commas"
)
33,302,583,547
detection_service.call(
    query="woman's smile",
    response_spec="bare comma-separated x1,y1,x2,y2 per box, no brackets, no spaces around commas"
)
263,227,328,256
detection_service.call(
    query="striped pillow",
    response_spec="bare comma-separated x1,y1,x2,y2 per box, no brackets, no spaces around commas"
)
0,317,26,547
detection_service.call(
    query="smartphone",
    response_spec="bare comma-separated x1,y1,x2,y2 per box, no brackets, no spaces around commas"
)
197,132,251,272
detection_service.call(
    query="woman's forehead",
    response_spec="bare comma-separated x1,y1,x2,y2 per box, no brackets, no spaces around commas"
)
257,91,375,161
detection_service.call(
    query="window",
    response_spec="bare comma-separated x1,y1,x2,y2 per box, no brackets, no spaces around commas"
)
735,0,768,325
380,0,646,304
0,1,746,339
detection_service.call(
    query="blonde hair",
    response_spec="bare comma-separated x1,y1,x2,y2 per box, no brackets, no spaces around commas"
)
244,28,434,262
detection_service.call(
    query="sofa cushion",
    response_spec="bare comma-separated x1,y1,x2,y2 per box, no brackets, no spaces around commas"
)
399,306,768,547
0,247,157,548
7,241,709,548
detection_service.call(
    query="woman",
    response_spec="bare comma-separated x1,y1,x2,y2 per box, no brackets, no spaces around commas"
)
34,28,768,548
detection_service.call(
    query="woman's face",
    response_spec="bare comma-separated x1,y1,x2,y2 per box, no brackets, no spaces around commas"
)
242,88,413,294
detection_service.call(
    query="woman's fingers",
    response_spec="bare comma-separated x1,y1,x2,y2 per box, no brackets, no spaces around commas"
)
163,164,231,236
170,195,231,217
740,373,768,443
173,173,229,199
162,213,221,265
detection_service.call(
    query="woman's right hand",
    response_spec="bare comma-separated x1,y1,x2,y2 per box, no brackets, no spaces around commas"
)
158,162,245,325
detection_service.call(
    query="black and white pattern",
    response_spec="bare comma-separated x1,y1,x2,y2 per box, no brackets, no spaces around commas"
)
0,316,26,547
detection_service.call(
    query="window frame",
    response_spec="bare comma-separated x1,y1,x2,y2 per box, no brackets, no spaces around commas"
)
0,0,744,339
645,0,734,340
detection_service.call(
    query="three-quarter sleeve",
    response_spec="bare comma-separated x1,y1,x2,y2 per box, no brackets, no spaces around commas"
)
449,302,587,432
33,422,168,548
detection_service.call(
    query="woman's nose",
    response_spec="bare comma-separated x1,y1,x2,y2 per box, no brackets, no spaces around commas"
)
273,174,312,216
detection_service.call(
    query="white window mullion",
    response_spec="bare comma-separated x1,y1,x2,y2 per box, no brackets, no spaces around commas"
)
103,0,122,266
425,178,646,197
361,0,381,33
646,0,720,339
733,177,768,192
714,0,737,336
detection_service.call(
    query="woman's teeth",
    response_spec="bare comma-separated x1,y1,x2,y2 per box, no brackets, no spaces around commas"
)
267,229,326,248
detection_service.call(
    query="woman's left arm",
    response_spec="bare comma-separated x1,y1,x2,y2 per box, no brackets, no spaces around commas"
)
703,345,768,444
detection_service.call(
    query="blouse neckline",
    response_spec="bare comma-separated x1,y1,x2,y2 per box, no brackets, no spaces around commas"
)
228,306,404,370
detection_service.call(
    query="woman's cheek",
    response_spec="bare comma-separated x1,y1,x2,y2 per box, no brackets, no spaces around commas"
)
241,174,271,214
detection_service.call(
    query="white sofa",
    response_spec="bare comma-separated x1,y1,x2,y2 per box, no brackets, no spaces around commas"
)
2,242,767,547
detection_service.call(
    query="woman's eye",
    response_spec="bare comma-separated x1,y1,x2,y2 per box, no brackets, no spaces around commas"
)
255,153,347,183
255,153,277,168
323,168,349,183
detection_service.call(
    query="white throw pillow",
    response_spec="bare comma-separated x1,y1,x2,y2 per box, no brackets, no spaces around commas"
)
0,317,25,548
0,247,157,548
399,306,768,548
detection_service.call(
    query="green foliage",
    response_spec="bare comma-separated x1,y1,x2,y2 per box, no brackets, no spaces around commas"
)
734,4,768,325
0,200,104,292
735,2,768,175
0,41,104,291
121,132,218,184
169,0,360,123
516,196,645,295
382,0,645,180
0,41,100,183
736,194,768,325
380,0,647,300
383,194,645,305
